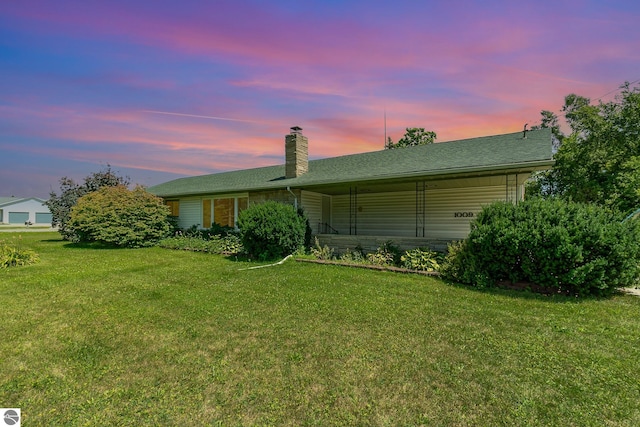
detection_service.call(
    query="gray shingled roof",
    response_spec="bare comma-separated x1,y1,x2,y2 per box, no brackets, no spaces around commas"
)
149,129,553,197
0,197,45,207
0,197,19,206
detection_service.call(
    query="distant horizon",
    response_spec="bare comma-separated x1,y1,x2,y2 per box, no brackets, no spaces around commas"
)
2,1,639,197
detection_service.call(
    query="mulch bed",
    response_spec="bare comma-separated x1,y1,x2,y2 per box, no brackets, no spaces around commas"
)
295,258,440,276
296,258,638,297
494,280,576,296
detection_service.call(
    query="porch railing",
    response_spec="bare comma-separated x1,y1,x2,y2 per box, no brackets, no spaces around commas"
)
317,222,339,234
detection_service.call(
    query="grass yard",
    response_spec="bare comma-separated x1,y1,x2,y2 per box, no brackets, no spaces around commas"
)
0,224,53,231
2,232,640,426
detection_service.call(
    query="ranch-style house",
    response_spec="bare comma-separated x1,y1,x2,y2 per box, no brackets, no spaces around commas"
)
148,127,554,252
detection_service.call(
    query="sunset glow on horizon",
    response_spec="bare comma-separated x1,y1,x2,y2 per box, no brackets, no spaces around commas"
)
1,0,639,197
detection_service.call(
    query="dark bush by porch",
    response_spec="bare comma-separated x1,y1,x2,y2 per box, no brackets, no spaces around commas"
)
237,201,308,260
441,199,640,296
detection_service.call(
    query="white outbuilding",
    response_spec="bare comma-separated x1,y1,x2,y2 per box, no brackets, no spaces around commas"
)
0,197,52,225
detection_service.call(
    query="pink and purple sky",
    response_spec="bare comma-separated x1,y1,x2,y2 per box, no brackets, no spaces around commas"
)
1,0,639,198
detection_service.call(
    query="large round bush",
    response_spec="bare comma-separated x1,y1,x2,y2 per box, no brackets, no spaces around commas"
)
69,185,171,248
441,199,640,296
237,201,307,260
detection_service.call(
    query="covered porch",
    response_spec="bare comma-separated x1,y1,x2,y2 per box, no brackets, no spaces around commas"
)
298,170,533,253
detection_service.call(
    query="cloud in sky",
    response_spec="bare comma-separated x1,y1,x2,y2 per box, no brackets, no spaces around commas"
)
1,0,639,197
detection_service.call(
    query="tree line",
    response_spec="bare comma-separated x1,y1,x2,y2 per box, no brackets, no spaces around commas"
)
527,82,640,215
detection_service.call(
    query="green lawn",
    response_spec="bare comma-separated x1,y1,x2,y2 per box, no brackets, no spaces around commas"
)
2,232,640,426
0,224,53,231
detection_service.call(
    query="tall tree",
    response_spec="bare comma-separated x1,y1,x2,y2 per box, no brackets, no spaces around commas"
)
46,165,130,240
385,127,437,149
526,82,640,214
530,109,563,151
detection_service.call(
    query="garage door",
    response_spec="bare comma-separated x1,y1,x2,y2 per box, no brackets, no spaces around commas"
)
35,213,53,224
9,212,29,224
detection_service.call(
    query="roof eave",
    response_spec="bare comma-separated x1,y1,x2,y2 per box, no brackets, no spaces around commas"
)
153,159,554,198
288,159,555,189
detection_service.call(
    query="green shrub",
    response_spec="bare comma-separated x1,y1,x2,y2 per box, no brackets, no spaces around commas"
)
157,234,242,254
401,248,442,272
208,222,236,237
366,241,402,266
340,247,366,263
182,224,202,238
236,201,307,260
157,236,209,252
440,240,464,281
217,234,243,254
310,237,334,260
46,165,130,241
442,199,640,296
69,185,171,248
167,216,181,235
0,237,39,268
159,222,243,255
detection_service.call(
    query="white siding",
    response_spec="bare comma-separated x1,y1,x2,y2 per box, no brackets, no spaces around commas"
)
425,185,505,239
328,181,519,240
178,198,201,229
330,191,415,236
301,191,323,234
356,191,416,236
332,195,350,234
0,199,50,224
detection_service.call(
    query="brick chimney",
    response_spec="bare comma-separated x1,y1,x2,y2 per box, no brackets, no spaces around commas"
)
285,126,308,178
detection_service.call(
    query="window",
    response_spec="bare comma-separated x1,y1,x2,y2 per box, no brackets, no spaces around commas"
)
214,198,234,228
202,196,248,229
166,200,180,216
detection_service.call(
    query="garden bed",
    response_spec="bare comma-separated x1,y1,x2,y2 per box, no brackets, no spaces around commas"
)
296,257,440,276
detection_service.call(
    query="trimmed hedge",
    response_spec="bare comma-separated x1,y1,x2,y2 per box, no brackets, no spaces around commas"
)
157,224,242,255
157,234,242,254
69,185,171,248
237,201,307,260
441,199,640,296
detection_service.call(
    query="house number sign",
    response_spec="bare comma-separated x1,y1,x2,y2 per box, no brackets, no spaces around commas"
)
454,212,475,218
